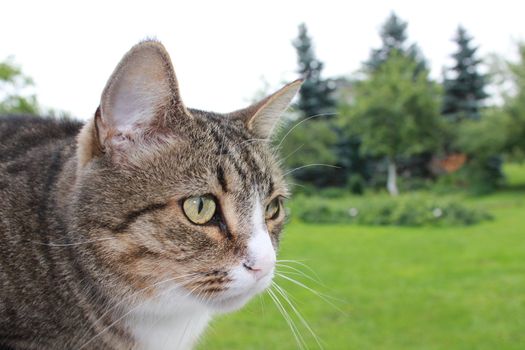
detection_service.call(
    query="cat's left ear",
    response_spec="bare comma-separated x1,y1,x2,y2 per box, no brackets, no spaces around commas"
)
229,80,302,139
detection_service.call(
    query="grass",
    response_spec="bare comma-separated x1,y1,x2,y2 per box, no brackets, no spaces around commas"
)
198,164,525,350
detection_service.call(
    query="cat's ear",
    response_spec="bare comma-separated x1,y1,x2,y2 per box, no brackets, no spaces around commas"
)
96,40,187,152
229,80,302,139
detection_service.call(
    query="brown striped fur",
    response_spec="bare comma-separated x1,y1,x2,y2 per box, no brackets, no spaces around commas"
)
0,41,300,349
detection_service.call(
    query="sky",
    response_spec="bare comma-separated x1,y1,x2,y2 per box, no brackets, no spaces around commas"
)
1,0,524,120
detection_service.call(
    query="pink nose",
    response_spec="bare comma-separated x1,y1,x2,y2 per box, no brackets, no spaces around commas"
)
243,255,275,279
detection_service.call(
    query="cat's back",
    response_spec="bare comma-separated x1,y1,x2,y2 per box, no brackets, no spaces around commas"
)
0,114,84,243
0,115,83,164
0,115,86,348
0,114,83,220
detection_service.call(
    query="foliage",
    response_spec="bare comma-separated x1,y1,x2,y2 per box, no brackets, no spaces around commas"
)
343,51,442,194
451,108,506,193
276,116,342,187
502,42,525,159
365,12,427,74
287,23,341,187
295,193,492,227
292,23,336,119
0,57,39,115
352,52,442,158
442,26,488,123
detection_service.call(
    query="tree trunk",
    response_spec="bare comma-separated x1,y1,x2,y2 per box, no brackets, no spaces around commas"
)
387,158,399,196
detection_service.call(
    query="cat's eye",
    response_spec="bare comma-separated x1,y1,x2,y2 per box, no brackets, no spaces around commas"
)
265,197,281,220
183,195,217,224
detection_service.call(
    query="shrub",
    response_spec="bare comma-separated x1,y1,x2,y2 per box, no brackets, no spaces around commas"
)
296,195,492,227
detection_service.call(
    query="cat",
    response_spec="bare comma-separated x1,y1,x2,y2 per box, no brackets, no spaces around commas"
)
0,40,301,350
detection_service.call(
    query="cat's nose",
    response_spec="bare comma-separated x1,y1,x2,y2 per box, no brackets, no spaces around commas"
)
243,254,275,279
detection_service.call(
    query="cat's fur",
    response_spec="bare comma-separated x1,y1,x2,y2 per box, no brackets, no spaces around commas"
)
0,40,301,349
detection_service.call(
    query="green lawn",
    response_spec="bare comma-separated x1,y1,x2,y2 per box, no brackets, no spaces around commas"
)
198,164,525,350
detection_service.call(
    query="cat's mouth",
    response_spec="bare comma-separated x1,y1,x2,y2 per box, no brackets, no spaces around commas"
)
198,269,275,313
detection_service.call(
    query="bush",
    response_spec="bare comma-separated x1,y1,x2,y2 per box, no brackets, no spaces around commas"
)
296,195,492,227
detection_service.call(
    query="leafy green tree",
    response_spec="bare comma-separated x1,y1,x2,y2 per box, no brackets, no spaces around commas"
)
454,108,507,193
442,26,488,122
366,12,427,74
363,12,432,185
0,57,39,115
503,42,525,158
349,52,442,195
293,23,335,118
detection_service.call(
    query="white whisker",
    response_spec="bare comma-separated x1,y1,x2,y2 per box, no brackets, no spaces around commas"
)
276,112,338,149
280,144,304,162
273,282,324,349
276,273,346,314
76,273,200,348
29,236,118,247
268,287,307,350
276,264,324,286
284,164,340,177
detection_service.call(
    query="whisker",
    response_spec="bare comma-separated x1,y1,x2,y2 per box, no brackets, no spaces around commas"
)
78,278,196,350
276,112,338,149
76,273,200,348
237,138,271,147
276,264,324,286
284,164,340,177
273,283,324,349
280,144,304,162
276,260,323,281
268,287,307,350
276,273,346,314
29,237,118,247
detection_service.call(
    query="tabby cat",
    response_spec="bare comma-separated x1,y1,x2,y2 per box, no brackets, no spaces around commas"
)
0,40,301,349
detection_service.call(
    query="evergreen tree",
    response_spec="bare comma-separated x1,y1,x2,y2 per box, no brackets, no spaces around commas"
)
293,23,335,118
366,12,427,74
442,26,488,122
279,23,341,189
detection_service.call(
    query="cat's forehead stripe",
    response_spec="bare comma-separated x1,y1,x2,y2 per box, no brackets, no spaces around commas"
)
203,119,273,195
216,165,228,193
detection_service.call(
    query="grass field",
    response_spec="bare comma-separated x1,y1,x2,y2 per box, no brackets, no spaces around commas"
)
198,164,525,350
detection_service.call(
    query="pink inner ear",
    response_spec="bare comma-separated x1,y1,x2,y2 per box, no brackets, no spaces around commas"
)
99,42,179,150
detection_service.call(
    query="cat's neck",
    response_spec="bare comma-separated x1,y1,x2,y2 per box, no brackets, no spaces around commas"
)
126,292,212,350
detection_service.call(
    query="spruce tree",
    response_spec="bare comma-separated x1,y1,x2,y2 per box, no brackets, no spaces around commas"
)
293,23,335,118
366,12,426,74
282,23,341,188
442,26,488,122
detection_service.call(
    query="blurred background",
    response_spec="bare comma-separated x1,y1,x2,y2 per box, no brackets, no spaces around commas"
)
1,1,524,349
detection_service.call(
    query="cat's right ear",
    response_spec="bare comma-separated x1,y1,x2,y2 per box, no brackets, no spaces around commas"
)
77,40,187,167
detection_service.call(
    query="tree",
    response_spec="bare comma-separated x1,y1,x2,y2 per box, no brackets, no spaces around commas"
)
349,52,442,195
454,108,507,193
366,12,427,74
442,26,488,123
282,23,341,188
293,23,335,119
0,57,39,115
503,42,525,158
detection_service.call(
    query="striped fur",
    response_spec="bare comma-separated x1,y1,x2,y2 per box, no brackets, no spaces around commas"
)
0,41,298,349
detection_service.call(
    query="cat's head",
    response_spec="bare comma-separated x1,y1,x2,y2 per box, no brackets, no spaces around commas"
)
73,40,300,313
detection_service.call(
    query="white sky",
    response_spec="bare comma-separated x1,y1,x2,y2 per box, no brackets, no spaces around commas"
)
1,0,524,119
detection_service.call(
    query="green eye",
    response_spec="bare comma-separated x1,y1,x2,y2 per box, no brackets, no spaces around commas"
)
265,197,281,220
183,195,217,224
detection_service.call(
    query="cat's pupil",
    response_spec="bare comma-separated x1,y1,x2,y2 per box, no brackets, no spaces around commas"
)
197,197,204,213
